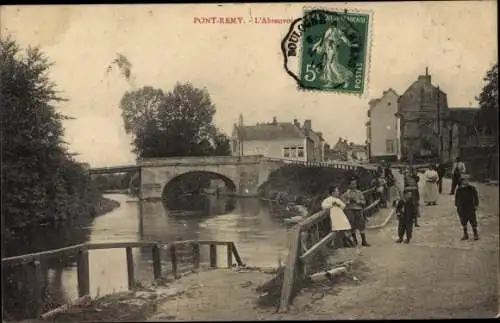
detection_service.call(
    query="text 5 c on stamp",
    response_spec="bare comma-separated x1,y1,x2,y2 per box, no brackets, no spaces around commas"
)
282,8,372,95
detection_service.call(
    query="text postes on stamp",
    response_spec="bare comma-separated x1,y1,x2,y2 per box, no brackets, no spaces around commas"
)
282,8,371,95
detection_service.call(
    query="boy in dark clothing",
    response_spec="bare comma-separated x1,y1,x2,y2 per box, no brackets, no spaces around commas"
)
455,174,479,240
394,189,419,243
404,167,421,227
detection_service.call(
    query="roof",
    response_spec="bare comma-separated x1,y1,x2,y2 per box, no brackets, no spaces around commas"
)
349,145,367,153
448,107,479,126
236,122,305,141
369,88,398,107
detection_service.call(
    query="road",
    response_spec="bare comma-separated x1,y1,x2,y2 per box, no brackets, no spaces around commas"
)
146,177,498,320
283,177,499,319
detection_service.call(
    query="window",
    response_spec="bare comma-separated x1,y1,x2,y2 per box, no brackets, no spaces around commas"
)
283,147,290,158
298,146,304,157
290,146,297,158
386,139,395,154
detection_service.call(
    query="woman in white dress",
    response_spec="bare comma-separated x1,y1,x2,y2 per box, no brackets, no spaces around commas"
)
423,166,440,205
321,185,353,247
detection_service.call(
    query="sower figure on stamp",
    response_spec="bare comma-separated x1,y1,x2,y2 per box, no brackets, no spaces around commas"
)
311,20,358,88
394,188,419,244
455,174,480,241
341,176,370,247
450,157,466,195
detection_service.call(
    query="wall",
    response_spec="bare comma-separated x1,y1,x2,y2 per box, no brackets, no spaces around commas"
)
239,138,306,161
368,90,399,159
398,74,450,162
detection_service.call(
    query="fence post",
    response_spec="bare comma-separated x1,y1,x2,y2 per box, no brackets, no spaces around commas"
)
152,245,162,281
278,227,302,313
209,244,217,268
169,245,179,278
192,243,200,271
31,259,42,318
226,243,233,268
125,247,135,289
230,243,244,266
77,248,90,297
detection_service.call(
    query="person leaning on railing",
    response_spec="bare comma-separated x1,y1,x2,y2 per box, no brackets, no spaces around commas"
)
321,185,355,248
341,176,370,247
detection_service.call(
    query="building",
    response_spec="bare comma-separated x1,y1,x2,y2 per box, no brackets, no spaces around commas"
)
324,138,367,162
446,107,480,161
347,143,369,162
396,68,452,163
365,89,400,162
231,116,325,161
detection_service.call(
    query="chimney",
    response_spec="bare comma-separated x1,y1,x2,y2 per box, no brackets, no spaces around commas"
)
272,116,277,124
238,114,244,126
304,119,312,130
418,66,431,84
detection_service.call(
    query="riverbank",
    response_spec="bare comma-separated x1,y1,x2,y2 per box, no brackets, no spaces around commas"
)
40,254,363,322
2,195,121,322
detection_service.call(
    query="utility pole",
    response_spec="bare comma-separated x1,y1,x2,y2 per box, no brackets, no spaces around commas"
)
436,86,442,162
238,114,244,161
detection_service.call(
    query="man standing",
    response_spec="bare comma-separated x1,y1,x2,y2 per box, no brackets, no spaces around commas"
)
404,166,421,227
455,174,480,240
436,162,446,194
341,177,370,247
450,157,466,195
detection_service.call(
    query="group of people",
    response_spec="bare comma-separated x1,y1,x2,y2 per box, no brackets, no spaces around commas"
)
394,157,480,243
319,157,480,248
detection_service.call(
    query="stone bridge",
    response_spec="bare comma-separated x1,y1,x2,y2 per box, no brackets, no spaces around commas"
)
90,156,371,200
136,155,286,199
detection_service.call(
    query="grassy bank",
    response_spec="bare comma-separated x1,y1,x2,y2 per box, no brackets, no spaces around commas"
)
2,195,121,322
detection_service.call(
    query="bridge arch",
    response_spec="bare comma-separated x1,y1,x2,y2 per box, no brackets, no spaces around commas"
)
161,170,237,199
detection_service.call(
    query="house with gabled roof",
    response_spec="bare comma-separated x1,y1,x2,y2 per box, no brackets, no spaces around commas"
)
366,88,400,162
231,116,325,161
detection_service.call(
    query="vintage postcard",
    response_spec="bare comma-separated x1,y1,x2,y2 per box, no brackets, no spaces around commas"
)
1,2,498,322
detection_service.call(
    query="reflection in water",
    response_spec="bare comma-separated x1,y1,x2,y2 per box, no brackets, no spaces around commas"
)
3,193,290,320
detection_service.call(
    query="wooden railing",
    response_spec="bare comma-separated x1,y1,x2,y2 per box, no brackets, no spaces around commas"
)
278,186,381,312
2,240,244,317
263,157,375,171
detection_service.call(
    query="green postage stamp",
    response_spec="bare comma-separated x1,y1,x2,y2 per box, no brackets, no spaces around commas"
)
282,8,372,95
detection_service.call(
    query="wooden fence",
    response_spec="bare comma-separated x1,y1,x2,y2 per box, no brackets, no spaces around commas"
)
278,186,381,312
2,240,244,317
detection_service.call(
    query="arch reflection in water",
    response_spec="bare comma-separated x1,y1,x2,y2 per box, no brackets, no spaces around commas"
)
138,193,289,274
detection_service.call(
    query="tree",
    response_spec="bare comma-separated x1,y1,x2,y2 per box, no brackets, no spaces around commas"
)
475,63,498,136
0,37,97,232
120,82,231,158
119,86,164,135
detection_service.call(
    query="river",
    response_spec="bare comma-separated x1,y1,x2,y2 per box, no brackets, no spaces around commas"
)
3,193,293,319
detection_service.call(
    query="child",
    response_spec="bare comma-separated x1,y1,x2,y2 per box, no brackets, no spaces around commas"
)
455,174,479,240
394,188,419,243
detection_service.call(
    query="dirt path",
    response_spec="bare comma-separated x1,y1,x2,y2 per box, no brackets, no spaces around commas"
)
147,178,498,320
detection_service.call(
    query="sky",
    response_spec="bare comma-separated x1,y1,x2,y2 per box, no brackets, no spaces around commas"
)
1,2,497,167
